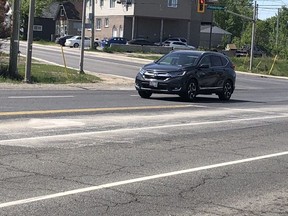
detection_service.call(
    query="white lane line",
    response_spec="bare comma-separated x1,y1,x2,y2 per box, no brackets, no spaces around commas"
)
1,151,288,208
8,96,74,99
0,114,287,144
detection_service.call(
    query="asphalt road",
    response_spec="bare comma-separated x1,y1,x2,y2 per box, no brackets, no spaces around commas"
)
15,42,147,79
0,43,288,215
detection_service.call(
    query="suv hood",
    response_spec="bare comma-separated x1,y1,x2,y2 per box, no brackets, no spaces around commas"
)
143,63,195,72
144,63,182,72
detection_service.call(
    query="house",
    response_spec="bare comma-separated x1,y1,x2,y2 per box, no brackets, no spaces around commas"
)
21,1,83,41
85,0,213,47
21,2,58,41
55,1,83,37
199,25,232,49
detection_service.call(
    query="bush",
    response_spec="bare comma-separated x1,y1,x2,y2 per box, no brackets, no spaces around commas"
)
103,46,124,53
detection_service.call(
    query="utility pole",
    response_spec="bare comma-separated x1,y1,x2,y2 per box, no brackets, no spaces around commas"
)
9,0,21,77
249,1,257,71
79,0,87,74
90,0,95,49
209,10,213,50
275,8,280,52
24,0,35,83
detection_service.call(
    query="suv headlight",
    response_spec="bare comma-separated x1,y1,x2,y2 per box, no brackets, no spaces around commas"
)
169,70,186,78
139,68,146,75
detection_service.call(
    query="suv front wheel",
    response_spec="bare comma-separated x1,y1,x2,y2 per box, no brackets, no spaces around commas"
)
180,79,198,102
138,90,152,99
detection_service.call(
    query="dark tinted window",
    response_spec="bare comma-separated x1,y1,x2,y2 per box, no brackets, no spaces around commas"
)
211,55,223,67
157,52,199,66
199,56,211,67
174,42,186,45
221,56,228,66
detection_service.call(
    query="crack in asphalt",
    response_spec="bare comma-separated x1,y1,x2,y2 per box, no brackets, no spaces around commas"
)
178,172,229,199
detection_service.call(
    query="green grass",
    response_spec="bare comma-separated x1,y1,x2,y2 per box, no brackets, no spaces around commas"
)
16,64,101,84
33,40,56,46
1,51,102,84
231,56,288,77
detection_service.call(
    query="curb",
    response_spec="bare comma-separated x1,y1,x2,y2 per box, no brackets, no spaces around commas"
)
236,71,288,80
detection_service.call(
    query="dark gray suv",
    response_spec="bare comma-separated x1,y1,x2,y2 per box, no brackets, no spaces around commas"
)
135,50,236,101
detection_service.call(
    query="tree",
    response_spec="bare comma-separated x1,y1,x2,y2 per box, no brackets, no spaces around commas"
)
0,0,10,38
231,6,288,59
20,0,64,39
214,0,253,39
272,7,288,59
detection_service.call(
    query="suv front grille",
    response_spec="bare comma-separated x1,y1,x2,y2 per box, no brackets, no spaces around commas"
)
143,70,170,81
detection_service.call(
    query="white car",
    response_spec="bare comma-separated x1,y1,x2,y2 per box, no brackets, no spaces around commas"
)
164,41,196,50
163,37,188,44
65,36,91,48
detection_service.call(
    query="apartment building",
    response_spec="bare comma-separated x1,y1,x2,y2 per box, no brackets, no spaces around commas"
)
86,0,212,47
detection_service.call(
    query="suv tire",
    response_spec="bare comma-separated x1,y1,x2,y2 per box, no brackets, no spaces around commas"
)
218,80,233,101
180,79,198,102
138,90,152,99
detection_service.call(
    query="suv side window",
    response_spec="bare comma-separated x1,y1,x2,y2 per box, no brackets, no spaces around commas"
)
199,56,211,67
220,56,228,66
211,55,223,67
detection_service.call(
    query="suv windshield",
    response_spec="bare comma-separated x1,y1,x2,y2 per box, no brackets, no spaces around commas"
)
157,52,199,66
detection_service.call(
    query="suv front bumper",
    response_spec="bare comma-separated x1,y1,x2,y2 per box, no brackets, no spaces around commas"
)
135,74,185,93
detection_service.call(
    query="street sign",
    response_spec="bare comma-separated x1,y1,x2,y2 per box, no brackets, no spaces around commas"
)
207,5,226,10
206,0,219,3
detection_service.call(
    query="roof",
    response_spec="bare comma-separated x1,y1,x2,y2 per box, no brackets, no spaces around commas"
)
201,26,232,35
58,1,81,20
41,2,59,19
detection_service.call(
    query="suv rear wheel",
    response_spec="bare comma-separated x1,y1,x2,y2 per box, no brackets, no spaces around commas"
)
218,80,233,101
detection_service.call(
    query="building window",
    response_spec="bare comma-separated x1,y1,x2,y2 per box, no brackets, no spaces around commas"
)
100,0,104,7
64,25,67,35
33,25,43,32
110,0,116,8
168,0,178,8
96,18,102,30
119,25,123,37
112,25,117,37
60,8,64,16
104,18,109,27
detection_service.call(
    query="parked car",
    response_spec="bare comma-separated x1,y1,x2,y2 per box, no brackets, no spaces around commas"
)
64,36,91,48
94,38,102,48
236,45,266,57
164,41,196,50
101,37,127,47
55,35,73,46
135,50,236,101
128,38,156,46
163,37,188,45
